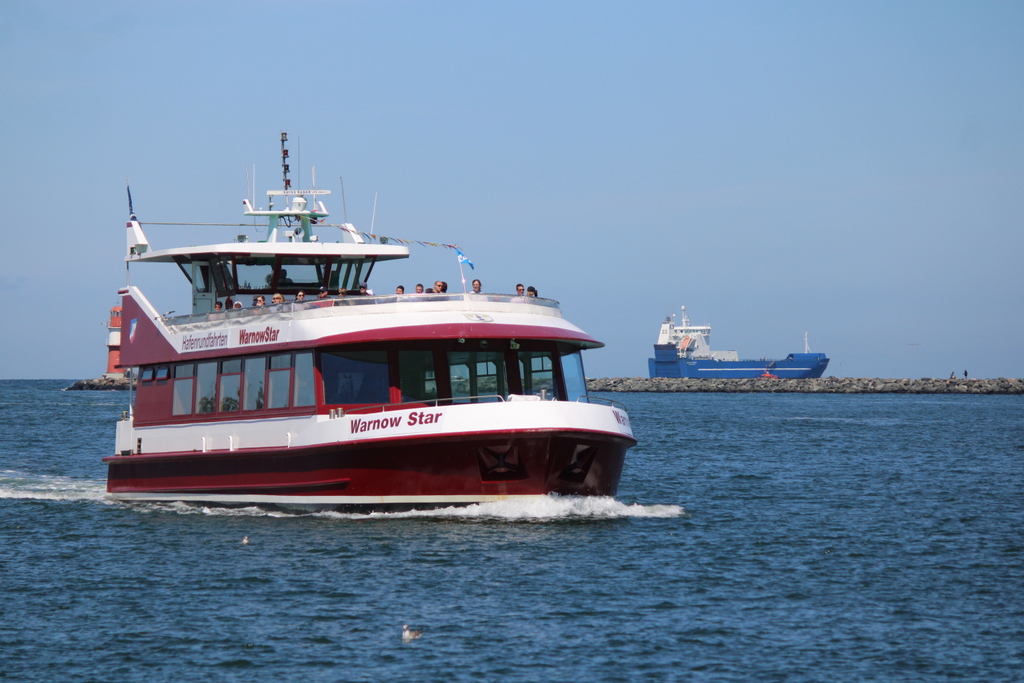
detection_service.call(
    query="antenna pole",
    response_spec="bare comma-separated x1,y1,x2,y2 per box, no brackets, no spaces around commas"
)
280,132,290,191
339,176,348,222
370,192,378,232
126,178,135,218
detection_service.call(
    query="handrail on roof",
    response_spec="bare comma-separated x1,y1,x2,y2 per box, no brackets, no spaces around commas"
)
163,292,560,326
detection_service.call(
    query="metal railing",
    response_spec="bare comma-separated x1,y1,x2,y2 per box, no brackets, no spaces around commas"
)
164,292,559,327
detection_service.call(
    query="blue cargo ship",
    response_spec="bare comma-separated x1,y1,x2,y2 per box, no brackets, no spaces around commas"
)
648,306,829,379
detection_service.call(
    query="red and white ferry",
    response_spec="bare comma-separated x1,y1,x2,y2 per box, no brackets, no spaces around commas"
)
105,144,635,510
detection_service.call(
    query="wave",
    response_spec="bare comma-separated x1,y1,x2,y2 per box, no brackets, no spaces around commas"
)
316,496,685,521
0,472,683,521
0,470,111,503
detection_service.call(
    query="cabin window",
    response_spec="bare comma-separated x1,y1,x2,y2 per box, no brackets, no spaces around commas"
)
266,354,292,409
243,357,266,410
218,359,242,412
518,351,557,398
398,350,437,402
321,350,390,405
448,350,507,403
172,363,195,416
155,366,170,381
195,361,218,414
279,258,327,291
140,367,155,382
560,349,588,402
293,352,316,407
234,257,275,292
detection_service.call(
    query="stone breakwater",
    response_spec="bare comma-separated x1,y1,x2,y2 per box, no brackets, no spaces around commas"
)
587,377,1024,394
66,377,134,391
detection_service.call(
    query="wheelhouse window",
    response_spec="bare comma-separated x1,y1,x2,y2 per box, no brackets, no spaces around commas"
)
448,350,507,403
322,350,390,405
560,349,588,402
518,350,558,399
398,350,437,402
234,256,276,292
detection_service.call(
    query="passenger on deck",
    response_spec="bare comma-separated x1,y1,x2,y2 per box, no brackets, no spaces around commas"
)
271,293,285,304
358,282,373,296
255,295,266,307
224,296,234,309
415,283,424,293
515,284,525,295
214,301,223,311
395,285,405,294
433,281,448,293
472,279,482,293
233,301,242,309
527,286,538,297
278,269,293,285
317,287,329,300
294,291,306,302
337,287,347,298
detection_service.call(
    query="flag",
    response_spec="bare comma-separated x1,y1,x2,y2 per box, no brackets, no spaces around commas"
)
456,247,475,270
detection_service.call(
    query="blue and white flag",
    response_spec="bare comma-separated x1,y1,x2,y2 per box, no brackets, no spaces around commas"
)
456,247,475,270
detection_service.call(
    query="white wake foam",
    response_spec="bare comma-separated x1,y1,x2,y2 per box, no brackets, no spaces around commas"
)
0,470,111,503
319,495,685,521
0,472,683,521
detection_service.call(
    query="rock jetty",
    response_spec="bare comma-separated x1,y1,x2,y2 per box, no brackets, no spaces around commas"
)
587,377,1024,395
66,377,135,391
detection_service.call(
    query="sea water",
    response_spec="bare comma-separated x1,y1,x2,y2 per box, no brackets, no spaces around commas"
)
1,380,1022,682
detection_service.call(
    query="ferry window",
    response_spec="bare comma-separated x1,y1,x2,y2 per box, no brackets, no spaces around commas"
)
280,258,327,290
211,257,235,295
267,354,292,409
293,352,315,407
194,264,211,293
398,350,437,402
321,350,389,405
140,367,155,382
560,349,588,402
234,257,275,292
155,366,170,381
518,351,558,399
243,357,266,410
172,363,195,416
219,360,241,412
448,351,507,403
174,363,194,378
195,361,218,414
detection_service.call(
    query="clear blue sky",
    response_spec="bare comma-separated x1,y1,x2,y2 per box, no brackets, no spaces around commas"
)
2,1,1021,379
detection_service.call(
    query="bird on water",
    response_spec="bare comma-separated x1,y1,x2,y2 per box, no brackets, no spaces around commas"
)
402,625,423,643
241,536,250,545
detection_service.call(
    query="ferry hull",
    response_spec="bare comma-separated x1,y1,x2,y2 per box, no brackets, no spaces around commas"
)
649,351,829,379
105,430,632,511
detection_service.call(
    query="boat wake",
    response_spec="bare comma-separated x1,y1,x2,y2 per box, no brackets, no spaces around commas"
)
122,496,685,521
0,470,111,503
0,472,683,521
319,496,685,521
